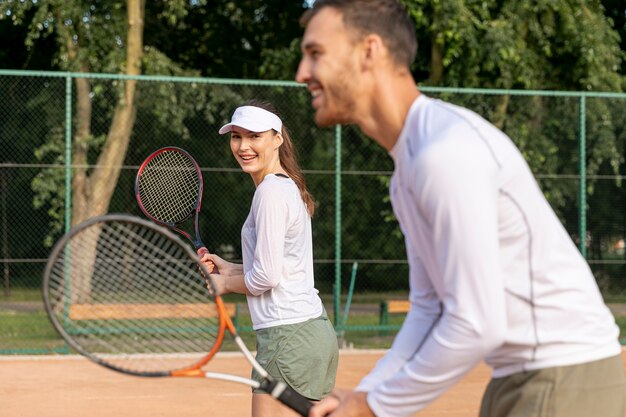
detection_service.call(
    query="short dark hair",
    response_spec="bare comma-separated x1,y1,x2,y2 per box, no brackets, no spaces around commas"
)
301,0,417,68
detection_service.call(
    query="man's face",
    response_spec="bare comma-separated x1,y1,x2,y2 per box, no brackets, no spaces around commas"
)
296,8,361,127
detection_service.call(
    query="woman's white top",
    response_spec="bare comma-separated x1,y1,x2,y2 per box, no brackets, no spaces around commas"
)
356,95,621,417
242,174,323,330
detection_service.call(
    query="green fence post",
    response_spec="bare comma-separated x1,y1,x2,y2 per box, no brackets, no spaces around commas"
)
379,301,389,326
578,95,586,257
334,124,342,327
65,74,72,232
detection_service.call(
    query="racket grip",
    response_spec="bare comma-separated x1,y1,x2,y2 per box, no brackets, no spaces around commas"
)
197,247,209,257
262,379,313,416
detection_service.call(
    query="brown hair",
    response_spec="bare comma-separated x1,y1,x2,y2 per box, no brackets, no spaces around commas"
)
243,99,317,217
300,0,417,69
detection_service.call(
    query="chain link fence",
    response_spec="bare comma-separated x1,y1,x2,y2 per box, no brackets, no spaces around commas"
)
1,70,625,353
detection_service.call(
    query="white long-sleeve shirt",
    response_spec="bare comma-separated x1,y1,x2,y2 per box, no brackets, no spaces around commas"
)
242,174,323,330
357,95,621,417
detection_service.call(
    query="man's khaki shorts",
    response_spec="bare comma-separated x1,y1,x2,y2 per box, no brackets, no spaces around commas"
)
480,354,625,417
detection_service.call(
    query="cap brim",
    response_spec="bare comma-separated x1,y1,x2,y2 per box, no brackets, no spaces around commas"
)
218,123,234,134
218,105,283,135
218,120,277,135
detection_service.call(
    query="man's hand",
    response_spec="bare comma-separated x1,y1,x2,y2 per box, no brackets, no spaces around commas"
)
309,389,375,417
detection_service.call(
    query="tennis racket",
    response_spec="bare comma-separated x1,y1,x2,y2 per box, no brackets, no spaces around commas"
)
42,214,314,416
135,147,209,257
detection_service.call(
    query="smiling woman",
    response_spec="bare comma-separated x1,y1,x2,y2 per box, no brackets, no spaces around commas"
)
221,106,285,187
195,99,338,417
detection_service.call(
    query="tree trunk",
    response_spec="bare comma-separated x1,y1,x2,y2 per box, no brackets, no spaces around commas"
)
428,5,444,85
81,0,145,222
429,38,444,85
71,74,92,226
492,94,510,130
68,0,145,302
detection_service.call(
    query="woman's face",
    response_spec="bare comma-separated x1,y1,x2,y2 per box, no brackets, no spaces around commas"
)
229,126,282,186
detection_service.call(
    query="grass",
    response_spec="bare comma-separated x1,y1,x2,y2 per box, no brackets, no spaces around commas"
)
604,295,626,303
616,316,626,341
0,310,63,352
334,313,405,349
0,302,400,354
2,288,626,354
1,287,43,302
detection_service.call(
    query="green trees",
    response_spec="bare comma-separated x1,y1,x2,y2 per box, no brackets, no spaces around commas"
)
339,0,625,290
1,1,307,242
1,0,625,293
403,0,624,216
3,0,149,230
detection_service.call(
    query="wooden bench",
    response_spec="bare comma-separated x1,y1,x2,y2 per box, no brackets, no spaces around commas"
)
68,302,238,326
379,299,410,325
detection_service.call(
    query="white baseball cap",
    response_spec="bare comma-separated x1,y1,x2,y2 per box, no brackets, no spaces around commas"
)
218,106,283,134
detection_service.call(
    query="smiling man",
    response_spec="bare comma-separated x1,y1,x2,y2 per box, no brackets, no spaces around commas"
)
296,1,626,417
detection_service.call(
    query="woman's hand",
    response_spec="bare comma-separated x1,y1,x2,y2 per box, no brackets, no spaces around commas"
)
197,248,217,273
197,251,237,276
196,249,247,295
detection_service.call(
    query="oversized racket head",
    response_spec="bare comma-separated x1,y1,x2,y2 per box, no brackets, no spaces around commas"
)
42,214,224,377
135,147,203,226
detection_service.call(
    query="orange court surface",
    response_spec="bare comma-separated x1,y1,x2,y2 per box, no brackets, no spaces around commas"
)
2,349,626,417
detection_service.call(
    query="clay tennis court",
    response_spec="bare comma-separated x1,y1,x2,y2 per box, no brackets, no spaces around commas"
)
3,349,626,417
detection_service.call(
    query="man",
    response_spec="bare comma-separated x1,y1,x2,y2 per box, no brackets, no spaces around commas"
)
295,1,625,416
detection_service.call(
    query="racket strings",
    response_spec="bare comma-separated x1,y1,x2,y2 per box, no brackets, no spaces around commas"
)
47,219,219,373
138,150,201,224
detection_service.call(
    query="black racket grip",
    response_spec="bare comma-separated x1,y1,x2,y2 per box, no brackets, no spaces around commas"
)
261,379,313,416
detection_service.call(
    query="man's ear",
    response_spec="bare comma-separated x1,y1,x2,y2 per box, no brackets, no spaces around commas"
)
362,34,385,70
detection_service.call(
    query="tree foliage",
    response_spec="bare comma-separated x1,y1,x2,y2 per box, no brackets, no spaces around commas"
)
1,0,310,238
400,0,624,218
143,0,306,79
1,0,626,292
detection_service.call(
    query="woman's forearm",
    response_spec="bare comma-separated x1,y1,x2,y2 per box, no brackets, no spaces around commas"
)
221,272,251,295
212,262,251,295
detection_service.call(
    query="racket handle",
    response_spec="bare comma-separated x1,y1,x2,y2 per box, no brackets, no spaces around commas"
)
262,379,313,416
197,247,209,257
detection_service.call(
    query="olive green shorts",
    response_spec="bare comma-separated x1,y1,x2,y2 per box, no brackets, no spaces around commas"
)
251,312,339,400
479,354,626,417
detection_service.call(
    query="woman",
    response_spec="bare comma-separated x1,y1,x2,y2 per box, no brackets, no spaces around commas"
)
199,99,338,417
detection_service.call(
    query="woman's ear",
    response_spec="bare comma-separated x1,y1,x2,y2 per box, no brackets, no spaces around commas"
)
274,132,284,148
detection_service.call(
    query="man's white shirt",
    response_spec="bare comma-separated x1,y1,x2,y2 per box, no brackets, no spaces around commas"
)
357,95,621,417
